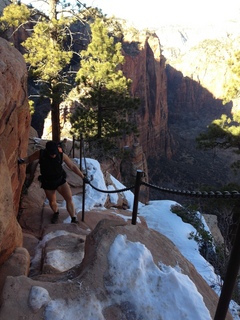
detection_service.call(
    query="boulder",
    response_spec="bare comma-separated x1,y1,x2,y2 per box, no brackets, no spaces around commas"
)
0,247,30,297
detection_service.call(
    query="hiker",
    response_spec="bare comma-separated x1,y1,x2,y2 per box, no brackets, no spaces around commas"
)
18,140,89,224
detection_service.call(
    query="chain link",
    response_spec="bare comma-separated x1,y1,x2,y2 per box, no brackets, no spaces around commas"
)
141,181,240,198
87,181,135,193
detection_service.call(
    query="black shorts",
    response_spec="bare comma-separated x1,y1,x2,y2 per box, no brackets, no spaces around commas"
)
40,175,66,190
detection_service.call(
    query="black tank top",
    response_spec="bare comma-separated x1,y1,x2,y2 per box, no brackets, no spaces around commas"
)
39,149,64,180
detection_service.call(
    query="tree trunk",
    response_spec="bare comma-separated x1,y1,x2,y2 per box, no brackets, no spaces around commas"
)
48,0,57,19
97,90,102,138
48,0,59,141
51,100,60,142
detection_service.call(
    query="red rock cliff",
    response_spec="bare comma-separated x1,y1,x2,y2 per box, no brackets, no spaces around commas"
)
0,38,31,264
122,31,172,159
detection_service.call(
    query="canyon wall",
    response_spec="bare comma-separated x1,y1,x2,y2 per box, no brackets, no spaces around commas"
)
156,36,239,193
120,30,236,193
0,38,30,264
121,31,172,160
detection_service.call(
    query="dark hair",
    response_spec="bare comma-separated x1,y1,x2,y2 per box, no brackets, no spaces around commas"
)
45,141,58,155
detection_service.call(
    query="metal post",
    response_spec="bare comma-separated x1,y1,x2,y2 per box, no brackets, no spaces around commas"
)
72,135,75,158
214,220,240,319
81,181,86,222
132,170,143,225
80,134,83,171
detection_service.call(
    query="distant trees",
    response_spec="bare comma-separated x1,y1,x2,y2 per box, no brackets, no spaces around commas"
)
70,18,139,151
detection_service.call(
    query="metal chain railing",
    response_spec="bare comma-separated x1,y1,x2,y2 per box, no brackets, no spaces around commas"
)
70,135,240,222
87,181,135,194
78,134,135,195
141,181,240,198
74,135,136,221
71,135,240,320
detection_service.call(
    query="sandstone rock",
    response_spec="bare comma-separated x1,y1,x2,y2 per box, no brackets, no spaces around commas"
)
23,233,40,259
0,247,30,296
104,171,132,209
0,219,233,320
42,233,85,274
63,159,83,188
0,37,30,214
18,173,45,239
0,37,30,264
203,214,225,247
0,148,23,265
122,32,172,160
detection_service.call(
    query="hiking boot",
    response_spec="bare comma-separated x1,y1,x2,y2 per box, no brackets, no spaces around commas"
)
71,216,78,224
51,212,59,224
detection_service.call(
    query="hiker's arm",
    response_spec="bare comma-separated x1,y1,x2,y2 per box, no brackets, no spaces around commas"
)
63,153,85,179
18,150,40,165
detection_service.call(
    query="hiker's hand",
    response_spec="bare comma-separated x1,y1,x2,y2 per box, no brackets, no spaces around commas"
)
83,177,90,184
18,158,25,165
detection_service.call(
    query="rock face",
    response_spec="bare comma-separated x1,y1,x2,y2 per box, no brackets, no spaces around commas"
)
120,29,239,192
0,38,30,264
122,32,172,160
121,28,240,193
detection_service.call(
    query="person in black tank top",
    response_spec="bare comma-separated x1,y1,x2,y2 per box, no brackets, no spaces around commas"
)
39,146,66,191
18,141,89,224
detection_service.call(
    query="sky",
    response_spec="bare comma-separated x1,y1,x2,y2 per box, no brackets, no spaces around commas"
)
83,0,240,29
28,155,240,320
19,0,240,29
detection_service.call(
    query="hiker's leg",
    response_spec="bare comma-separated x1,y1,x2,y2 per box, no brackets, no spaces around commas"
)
44,189,58,212
57,182,75,218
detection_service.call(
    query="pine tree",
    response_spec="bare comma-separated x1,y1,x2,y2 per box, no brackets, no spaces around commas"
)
0,2,30,29
22,17,74,141
70,18,139,150
0,1,97,142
